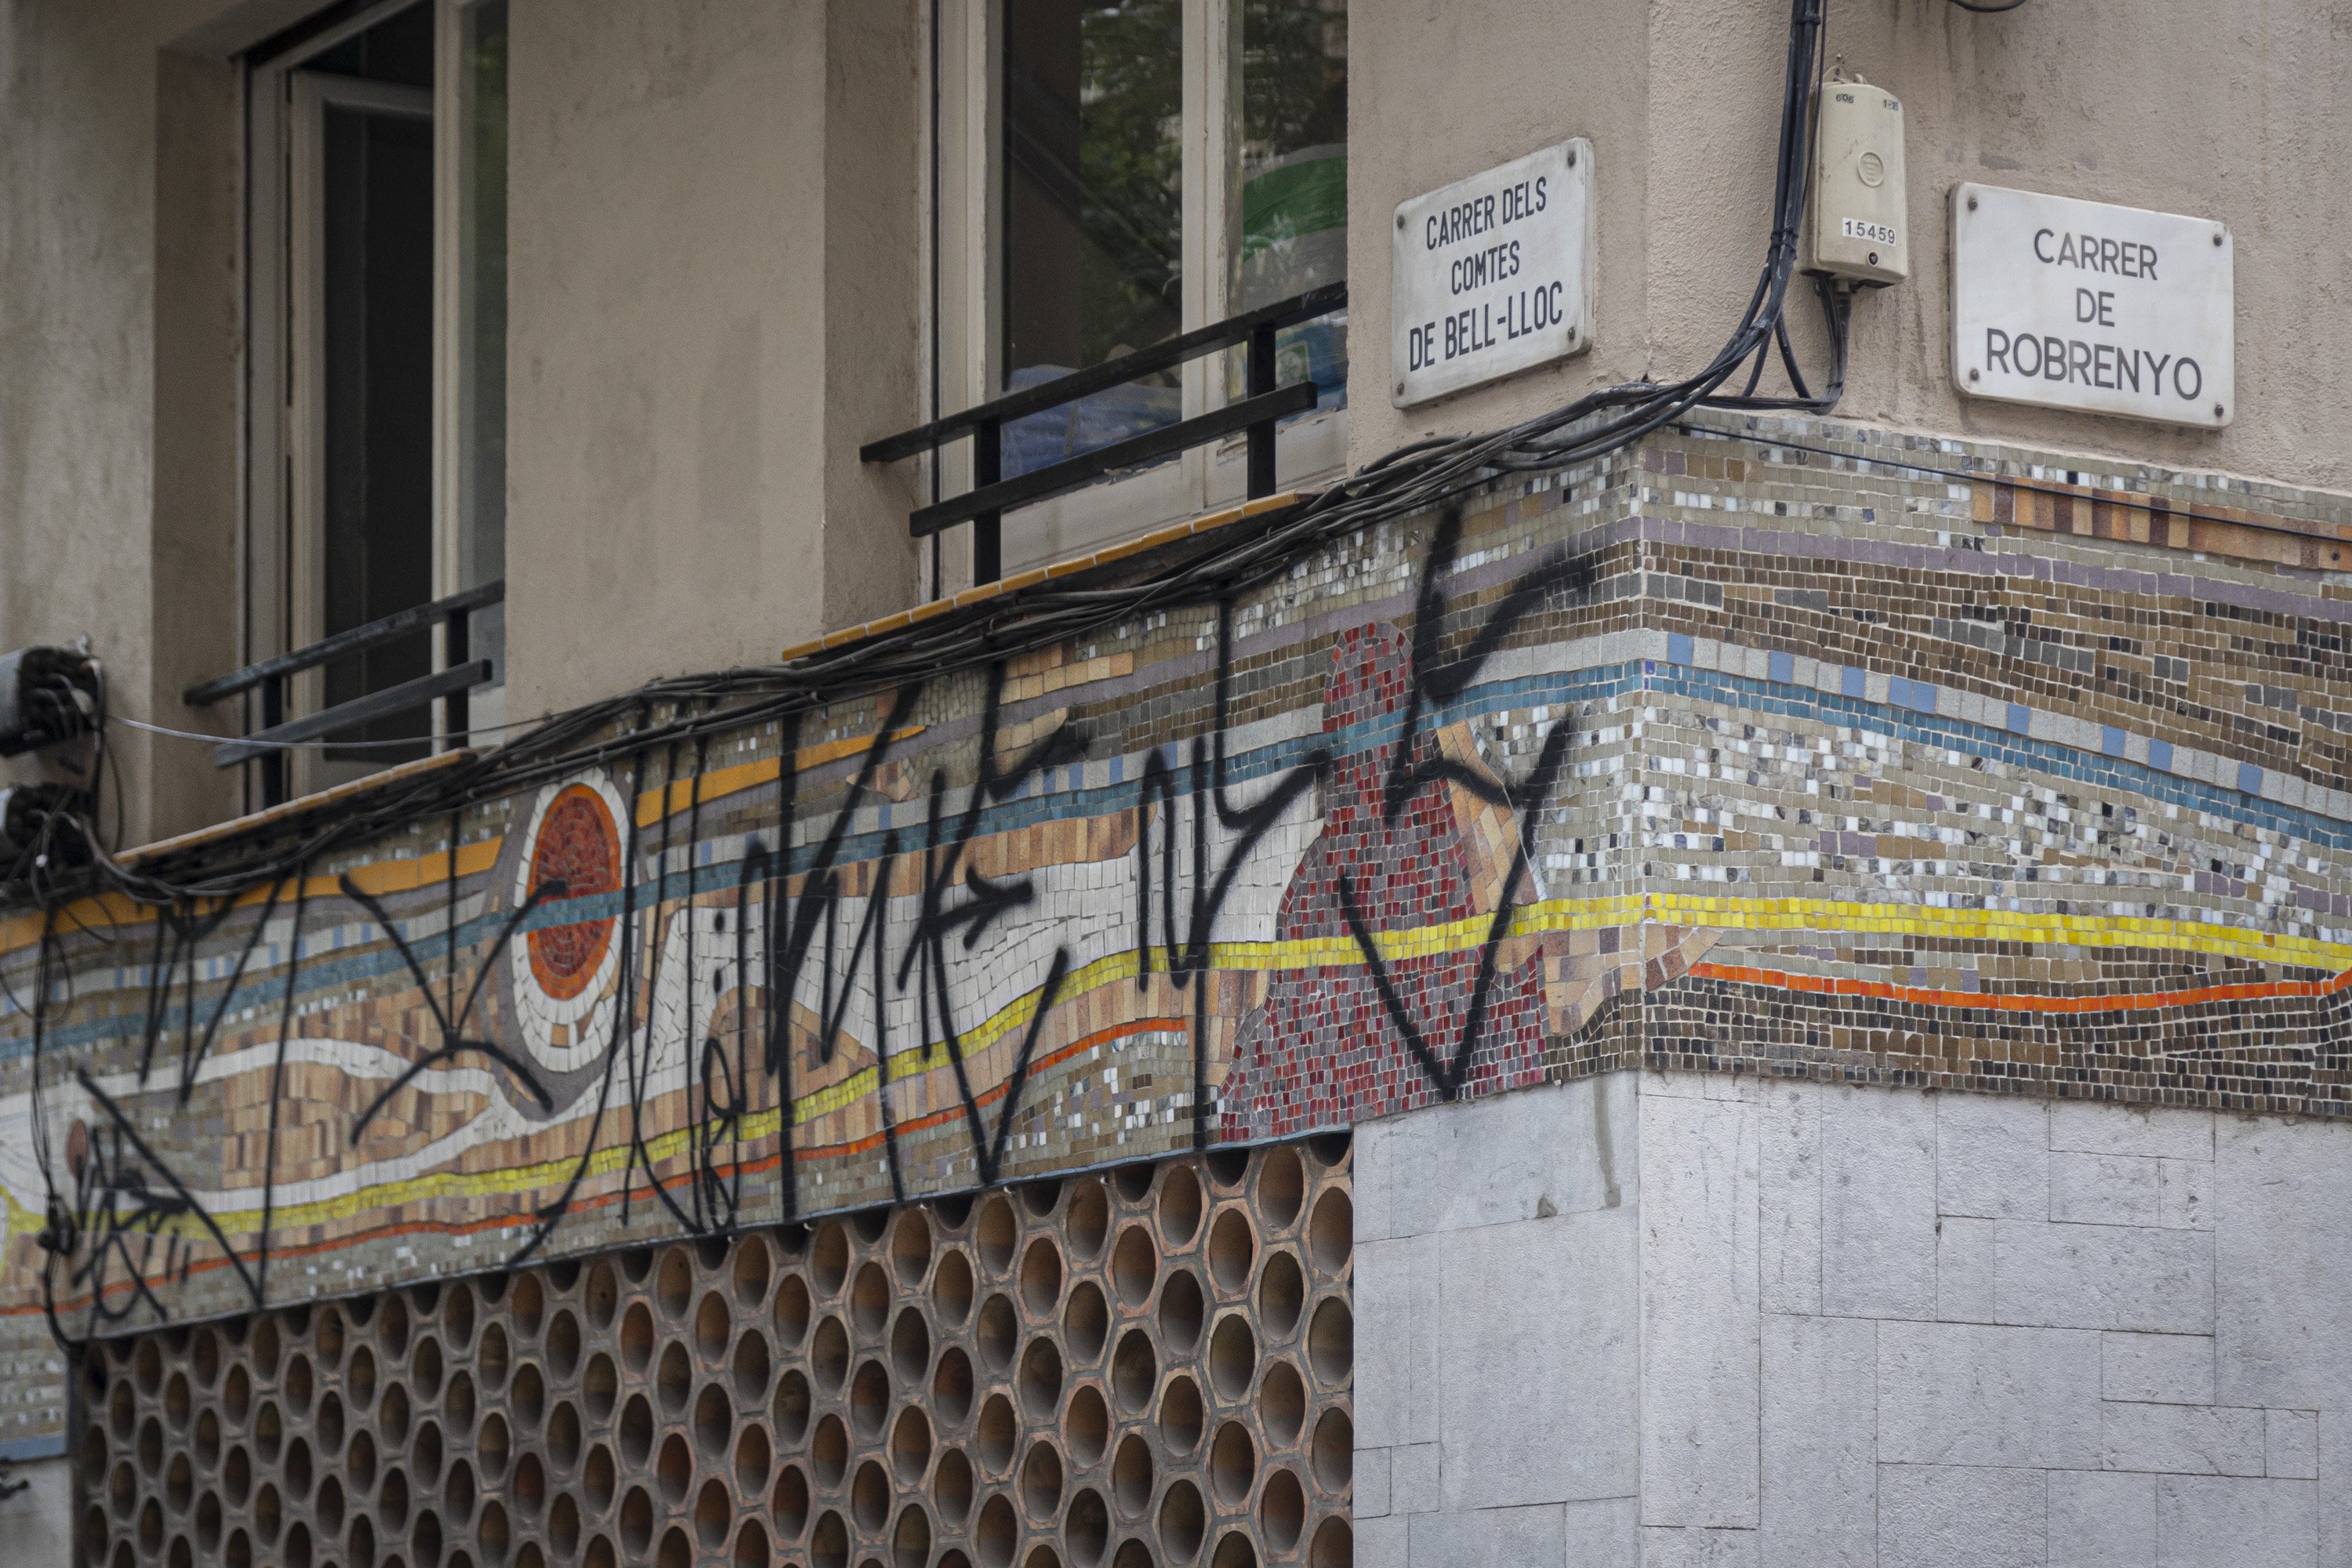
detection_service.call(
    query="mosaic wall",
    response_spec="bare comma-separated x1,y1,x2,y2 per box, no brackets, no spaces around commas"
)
78,1142,1354,1568
5,409,2352,1454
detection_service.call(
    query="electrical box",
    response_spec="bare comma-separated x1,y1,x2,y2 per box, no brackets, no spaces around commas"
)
1803,73,1907,285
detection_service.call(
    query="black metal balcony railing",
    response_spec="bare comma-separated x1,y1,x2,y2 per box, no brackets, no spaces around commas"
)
183,580,503,808
861,282,1347,583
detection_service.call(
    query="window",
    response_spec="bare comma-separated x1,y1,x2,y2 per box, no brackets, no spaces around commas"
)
935,0,1348,578
244,0,507,799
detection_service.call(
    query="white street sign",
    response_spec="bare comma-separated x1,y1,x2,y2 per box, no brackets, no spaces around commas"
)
1391,140,1594,408
1951,183,2234,429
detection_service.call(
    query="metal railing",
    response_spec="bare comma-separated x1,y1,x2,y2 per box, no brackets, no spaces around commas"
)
183,580,503,807
861,282,1346,583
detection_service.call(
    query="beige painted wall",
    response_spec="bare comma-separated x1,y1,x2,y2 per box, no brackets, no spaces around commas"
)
1348,0,2352,492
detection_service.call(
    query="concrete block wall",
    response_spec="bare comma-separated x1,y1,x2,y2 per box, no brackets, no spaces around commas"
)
1354,1073,2350,1567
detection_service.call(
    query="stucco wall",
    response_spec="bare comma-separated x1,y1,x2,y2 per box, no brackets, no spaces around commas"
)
1347,0,2352,494
1355,1074,2352,1566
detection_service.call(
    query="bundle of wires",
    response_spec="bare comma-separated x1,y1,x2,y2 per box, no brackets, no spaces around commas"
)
50,0,1839,914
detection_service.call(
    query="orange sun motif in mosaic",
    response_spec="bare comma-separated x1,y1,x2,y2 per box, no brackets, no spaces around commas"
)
525,783,622,1000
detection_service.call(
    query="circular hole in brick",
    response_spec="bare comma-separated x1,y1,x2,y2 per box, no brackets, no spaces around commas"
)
513,1450,546,1518
1256,1148,1305,1229
617,1394,653,1467
773,1369,812,1446
195,1407,220,1468
1019,1238,1063,1317
976,1294,1017,1374
510,1363,546,1431
416,1508,446,1568
1210,1530,1258,1568
285,1354,315,1414
198,1496,225,1557
975,1393,1017,1474
347,1426,376,1491
1110,1330,1155,1414
1061,1178,1109,1260
1306,1131,1350,1170
1208,1316,1255,1401
1156,1479,1205,1561
381,1381,412,1447
1157,1374,1203,1454
736,1519,771,1568
620,1247,656,1285
193,1325,223,1388
735,1327,774,1402
1206,1150,1247,1190
852,1460,891,1534
82,1507,107,1563
109,1377,134,1440
975,1198,1016,1275
252,1319,283,1380
223,1364,251,1425
546,1310,580,1381
973,1496,1017,1568
775,1275,812,1348
1258,1252,1305,1341
932,1448,974,1523
656,1249,693,1319
477,1323,510,1392
443,1457,473,1520
1062,1281,1109,1363
109,1457,136,1517
852,1261,892,1338
1025,1549,1064,1568
659,1523,693,1568
1109,1228,1155,1309
547,1399,581,1469
1112,1163,1153,1205
698,1476,734,1548
699,1234,734,1272
583,1443,615,1514
226,1530,251,1568
697,1381,737,1457
1307,1299,1351,1387
735,1234,774,1305
1207,1210,1254,1296
1258,1361,1305,1448
476,1412,509,1483
890,1308,930,1385
1308,1516,1351,1568
771,1465,810,1538
1159,1168,1202,1245
344,1514,370,1566
281,1521,310,1568
314,1308,347,1372
1308,1190,1351,1276
811,1414,850,1490
1020,1439,1064,1522
445,1370,476,1436
891,1503,931,1568
1157,1269,1204,1351
583,1350,618,1422
253,1403,280,1465
254,1483,281,1544
656,1342,691,1414
619,1487,654,1557
585,1261,620,1331
931,1345,975,1428
813,1316,852,1392
383,1466,412,1530
736,1424,772,1494
696,1291,732,1363
584,1530,617,1568
1064,1385,1109,1468
165,1450,194,1510
413,1336,444,1402
224,1444,252,1505
1312,1408,1352,1491
851,1206,891,1247
1065,1487,1109,1567
1018,1338,1064,1421
891,1212,932,1287
1208,1423,1255,1506
379,1294,411,1361
1109,1436,1152,1519
811,1224,851,1296
414,1421,444,1490
511,1273,545,1341
619,1303,654,1374
850,1359,891,1439
280,1437,308,1502
1020,1179,1062,1219
931,1250,974,1327
442,1286,476,1352
656,1433,692,1505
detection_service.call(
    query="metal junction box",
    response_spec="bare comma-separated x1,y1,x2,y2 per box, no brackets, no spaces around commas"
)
1803,74,1907,285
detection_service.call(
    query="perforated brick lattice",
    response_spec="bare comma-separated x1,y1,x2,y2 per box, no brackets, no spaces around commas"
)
75,1138,1355,1568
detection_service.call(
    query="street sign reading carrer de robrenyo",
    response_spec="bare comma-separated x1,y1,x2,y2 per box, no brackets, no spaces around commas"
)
1951,182,2234,430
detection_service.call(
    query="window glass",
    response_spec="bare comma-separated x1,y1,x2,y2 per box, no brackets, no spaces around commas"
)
1001,0,1184,477
1235,0,1346,408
